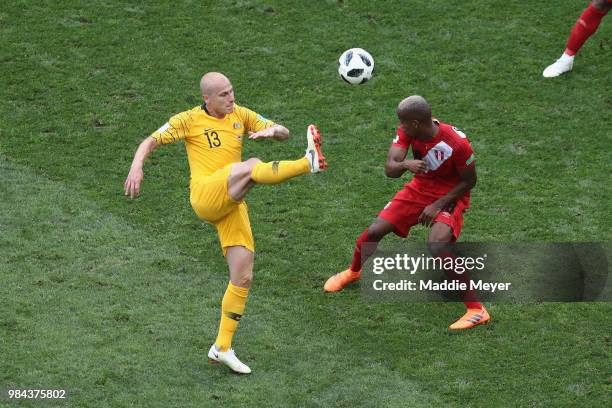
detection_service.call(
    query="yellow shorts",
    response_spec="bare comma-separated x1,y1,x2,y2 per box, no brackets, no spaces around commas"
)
190,164,254,256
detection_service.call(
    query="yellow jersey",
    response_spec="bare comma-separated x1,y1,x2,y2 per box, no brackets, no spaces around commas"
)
151,103,274,181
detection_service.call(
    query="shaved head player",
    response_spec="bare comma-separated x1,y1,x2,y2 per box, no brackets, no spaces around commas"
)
125,72,326,373
323,95,490,330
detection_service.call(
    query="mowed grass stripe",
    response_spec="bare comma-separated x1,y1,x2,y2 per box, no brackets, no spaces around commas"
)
0,155,445,407
0,153,225,406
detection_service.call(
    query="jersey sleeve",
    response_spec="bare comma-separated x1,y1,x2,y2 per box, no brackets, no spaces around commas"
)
150,111,192,145
238,106,275,133
391,126,410,149
454,139,476,171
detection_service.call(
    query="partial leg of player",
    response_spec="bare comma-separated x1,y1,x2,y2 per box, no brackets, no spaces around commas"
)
543,1,610,78
247,124,326,186
306,124,327,173
323,267,362,292
324,220,393,292
208,345,251,374
543,54,574,78
449,307,491,330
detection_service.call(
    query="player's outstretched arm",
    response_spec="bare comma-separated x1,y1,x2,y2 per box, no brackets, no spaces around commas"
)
248,124,289,141
385,146,427,178
124,136,160,198
419,166,477,226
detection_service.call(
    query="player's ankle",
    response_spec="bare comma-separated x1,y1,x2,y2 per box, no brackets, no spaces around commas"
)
561,50,576,60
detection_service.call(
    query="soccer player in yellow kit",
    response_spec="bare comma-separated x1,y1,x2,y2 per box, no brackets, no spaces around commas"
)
124,72,326,374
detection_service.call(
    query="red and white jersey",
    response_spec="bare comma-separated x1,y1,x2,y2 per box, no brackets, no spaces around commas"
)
391,119,476,202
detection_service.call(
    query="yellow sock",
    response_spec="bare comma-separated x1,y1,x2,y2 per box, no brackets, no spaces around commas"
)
215,282,249,352
251,157,310,184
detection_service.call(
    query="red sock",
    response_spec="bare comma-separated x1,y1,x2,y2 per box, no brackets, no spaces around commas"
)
437,248,483,310
464,301,483,310
565,4,608,56
350,228,378,272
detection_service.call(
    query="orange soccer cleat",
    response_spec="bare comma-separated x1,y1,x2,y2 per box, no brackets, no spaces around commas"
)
449,307,491,330
306,124,327,173
323,268,361,292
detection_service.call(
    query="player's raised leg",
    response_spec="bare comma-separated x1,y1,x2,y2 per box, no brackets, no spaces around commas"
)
427,223,490,330
324,217,395,292
250,124,326,182
208,245,253,374
543,0,611,78
228,125,326,202
227,158,261,202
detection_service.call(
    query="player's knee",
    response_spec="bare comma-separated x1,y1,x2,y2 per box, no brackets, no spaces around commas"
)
592,0,610,11
235,272,253,287
367,218,394,241
233,158,261,178
427,241,445,257
239,158,261,180
366,225,386,241
427,227,453,256
244,157,262,169
427,233,452,246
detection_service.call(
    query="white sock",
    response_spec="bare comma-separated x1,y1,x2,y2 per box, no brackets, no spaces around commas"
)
560,53,574,63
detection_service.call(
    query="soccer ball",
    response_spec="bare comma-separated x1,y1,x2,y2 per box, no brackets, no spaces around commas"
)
338,48,374,85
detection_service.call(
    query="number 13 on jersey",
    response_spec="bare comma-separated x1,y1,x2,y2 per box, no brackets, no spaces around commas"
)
204,130,221,148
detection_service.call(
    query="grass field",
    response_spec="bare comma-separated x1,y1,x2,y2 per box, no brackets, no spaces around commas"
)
1,1,611,407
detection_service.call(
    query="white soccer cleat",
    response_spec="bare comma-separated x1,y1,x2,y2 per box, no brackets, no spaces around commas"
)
543,54,574,78
208,344,251,374
305,124,327,173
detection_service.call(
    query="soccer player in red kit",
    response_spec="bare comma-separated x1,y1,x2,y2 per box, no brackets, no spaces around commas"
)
323,95,490,330
543,0,611,77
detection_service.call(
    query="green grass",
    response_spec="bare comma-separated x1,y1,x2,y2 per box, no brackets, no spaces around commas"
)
1,0,611,406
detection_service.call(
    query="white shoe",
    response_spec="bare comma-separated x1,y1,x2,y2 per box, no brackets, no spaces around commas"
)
305,124,327,173
543,54,574,78
208,344,251,374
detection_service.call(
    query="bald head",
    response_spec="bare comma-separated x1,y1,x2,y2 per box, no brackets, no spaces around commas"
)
200,72,231,97
396,95,431,123
200,72,235,118
396,95,438,140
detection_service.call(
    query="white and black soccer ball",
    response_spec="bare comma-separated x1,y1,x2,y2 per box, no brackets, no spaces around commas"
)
338,48,374,85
